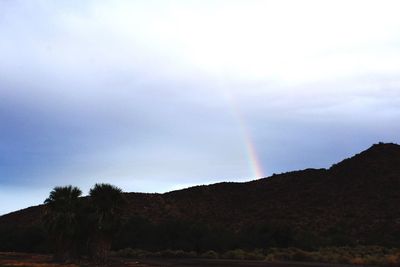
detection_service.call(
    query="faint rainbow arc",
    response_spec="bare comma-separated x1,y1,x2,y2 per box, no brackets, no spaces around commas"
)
223,90,264,179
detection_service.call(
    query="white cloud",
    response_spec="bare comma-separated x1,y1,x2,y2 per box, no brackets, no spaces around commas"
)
3,0,400,86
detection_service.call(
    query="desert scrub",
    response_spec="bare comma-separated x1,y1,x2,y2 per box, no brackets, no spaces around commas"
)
221,249,246,260
114,248,153,258
221,249,264,260
113,246,400,265
201,250,219,259
264,246,400,265
158,250,197,258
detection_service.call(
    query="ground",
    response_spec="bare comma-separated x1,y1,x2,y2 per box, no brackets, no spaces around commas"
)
0,252,141,267
0,252,356,267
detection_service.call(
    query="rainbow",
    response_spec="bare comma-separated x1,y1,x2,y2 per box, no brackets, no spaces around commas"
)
222,89,264,179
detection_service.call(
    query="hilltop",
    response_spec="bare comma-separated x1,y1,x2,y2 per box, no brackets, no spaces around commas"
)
1,142,400,252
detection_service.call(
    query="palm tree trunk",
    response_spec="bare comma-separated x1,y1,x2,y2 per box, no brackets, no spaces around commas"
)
89,233,111,263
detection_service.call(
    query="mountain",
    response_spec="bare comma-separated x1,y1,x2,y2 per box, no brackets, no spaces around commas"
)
1,142,400,252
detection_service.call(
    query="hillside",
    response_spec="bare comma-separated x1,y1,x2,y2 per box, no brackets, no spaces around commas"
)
1,142,400,252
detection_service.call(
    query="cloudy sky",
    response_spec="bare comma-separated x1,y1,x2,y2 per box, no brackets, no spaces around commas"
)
1,0,400,215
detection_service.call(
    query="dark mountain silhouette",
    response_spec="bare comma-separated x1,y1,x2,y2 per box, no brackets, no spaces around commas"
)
1,142,400,252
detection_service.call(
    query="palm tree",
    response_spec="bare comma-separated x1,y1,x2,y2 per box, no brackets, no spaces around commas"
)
88,183,125,262
43,185,82,262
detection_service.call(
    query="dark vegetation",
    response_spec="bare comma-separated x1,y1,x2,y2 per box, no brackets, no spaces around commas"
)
1,143,400,264
43,185,83,261
20,183,125,263
113,246,400,265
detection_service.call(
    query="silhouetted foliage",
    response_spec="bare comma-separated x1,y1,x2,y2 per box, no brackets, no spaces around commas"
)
43,185,82,261
88,183,125,262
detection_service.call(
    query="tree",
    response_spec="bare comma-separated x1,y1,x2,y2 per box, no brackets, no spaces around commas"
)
43,185,82,262
88,183,125,262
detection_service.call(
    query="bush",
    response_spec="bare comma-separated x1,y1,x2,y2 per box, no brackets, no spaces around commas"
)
114,248,152,258
222,249,246,260
263,246,400,265
222,249,265,260
244,250,265,260
160,249,184,258
201,250,219,259
291,249,313,261
158,249,197,258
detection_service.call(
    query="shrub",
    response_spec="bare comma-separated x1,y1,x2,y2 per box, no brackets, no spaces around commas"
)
184,251,198,258
291,249,313,261
222,249,246,260
265,253,276,262
114,248,152,258
201,250,219,259
157,249,197,258
221,249,265,260
244,250,265,260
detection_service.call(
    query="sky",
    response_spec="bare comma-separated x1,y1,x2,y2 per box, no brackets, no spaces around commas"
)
1,0,400,215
